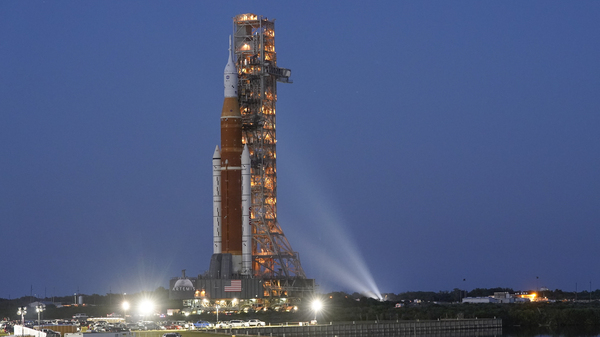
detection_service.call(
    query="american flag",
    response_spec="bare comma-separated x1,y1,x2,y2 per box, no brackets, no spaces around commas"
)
224,280,242,292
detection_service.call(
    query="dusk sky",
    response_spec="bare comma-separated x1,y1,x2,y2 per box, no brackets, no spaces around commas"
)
2,1,600,300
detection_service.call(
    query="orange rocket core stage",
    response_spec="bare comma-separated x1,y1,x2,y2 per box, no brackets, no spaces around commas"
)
220,96,243,255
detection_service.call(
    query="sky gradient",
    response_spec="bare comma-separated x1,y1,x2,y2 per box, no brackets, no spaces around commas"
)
1,1,599,299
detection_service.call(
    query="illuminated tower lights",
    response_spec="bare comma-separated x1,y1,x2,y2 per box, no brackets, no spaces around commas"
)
233,13,305,281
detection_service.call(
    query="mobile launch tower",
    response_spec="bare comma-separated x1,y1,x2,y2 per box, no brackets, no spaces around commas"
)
233,14,305,282
170,14,314,312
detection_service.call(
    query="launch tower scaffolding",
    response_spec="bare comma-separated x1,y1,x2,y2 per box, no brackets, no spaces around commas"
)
233,14,307,287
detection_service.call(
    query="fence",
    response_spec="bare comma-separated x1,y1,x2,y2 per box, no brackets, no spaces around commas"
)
215,319,502,337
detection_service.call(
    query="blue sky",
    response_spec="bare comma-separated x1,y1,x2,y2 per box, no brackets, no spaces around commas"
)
1,1,599,299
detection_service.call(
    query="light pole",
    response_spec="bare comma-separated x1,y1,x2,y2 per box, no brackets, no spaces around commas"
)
36,304,45,329
215,304,220,322
17,306,27,336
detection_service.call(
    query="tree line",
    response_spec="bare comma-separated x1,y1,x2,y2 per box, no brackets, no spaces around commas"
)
3,287,600,327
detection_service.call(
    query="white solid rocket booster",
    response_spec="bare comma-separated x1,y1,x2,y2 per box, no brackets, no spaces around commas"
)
212,145,222,254
241,144,252,275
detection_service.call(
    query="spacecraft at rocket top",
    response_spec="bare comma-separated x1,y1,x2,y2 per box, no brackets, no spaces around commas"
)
223,36,238,99
211,37,251,277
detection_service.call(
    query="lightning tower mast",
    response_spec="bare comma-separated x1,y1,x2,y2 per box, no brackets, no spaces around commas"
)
233,14,306,283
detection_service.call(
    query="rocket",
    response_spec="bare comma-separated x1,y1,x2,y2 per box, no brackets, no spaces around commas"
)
212,37,252,276
241,144,251,275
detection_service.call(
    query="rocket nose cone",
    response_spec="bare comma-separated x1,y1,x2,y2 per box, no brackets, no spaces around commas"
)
224,57,237,74
224,43,238,98
242,145,250,165
213,145,221,159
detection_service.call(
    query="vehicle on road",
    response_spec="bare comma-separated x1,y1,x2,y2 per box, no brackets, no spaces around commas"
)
163,323,183,330
214,321,230,329
172,321,190,329
162,333,182,337
193,320,212,329
229,320,249,328
41,329,60,337
91,322,107,332
246,319,266,327
107,324,129,333
141,322,160,330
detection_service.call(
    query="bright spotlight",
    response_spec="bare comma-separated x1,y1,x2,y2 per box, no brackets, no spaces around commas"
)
122,301,130,311
311,299,322,323
139,300,154,315
311,300,322,312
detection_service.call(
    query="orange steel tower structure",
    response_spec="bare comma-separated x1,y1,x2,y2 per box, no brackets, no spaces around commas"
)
233,14,306,282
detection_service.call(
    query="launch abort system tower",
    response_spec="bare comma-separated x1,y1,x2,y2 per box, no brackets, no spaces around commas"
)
233,14,306,284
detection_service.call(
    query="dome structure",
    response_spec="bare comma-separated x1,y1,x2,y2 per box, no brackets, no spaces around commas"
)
172,278,194,292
